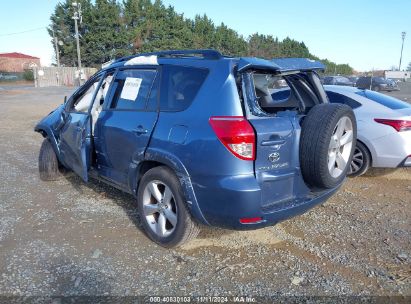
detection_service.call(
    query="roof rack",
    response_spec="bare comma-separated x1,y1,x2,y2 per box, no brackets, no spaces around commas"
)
114,49,223,65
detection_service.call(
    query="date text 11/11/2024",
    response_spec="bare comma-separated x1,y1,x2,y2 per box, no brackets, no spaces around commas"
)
148,296,257,303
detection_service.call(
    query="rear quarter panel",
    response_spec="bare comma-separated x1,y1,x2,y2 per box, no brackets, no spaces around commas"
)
146,59,255,225
149,59,253,178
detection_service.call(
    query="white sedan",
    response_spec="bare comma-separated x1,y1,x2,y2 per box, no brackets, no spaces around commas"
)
324,85,411,176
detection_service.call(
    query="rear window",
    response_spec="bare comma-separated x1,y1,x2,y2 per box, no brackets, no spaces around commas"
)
252,74,299,114
356,90,411,110
326,91,362,109
160,65,208,111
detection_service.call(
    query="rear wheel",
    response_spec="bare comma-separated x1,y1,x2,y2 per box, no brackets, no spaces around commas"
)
348,141,371,177
137,166,200,248
38,138,64,181
300,104,357,189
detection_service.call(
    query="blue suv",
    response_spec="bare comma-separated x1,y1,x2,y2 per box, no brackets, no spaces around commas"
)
35,50,357,247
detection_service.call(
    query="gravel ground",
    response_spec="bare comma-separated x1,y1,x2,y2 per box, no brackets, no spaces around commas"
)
0,85,410,298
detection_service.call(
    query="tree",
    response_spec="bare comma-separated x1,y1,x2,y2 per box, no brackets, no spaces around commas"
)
48,0,83,67
123,0,194,53
48,0,353,73
279,37,310,58
407,62,411,71
49,0,121,67
213,23,247,56
83,0,129,64
123,0,152,51
247,33,280,58
192,14,216,49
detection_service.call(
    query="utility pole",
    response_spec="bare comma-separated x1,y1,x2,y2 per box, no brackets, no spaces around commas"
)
52,28,60,67
399,31,406,71
72,1,83,85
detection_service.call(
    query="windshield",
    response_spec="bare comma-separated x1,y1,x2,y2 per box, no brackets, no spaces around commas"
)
373,77,386,83
356,90,411,110
338,77,350,82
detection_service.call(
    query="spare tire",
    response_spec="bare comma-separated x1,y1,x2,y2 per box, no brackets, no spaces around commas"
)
300,103,357,189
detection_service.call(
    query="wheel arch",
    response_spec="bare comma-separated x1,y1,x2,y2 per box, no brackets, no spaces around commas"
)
356,137,374,167
34,124,63,164
128,148,209,226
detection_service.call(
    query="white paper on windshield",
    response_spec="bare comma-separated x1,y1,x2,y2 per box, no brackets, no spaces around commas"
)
120,77,142,101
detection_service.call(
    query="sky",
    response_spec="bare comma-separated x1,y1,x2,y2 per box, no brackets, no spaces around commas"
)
0,0,410,72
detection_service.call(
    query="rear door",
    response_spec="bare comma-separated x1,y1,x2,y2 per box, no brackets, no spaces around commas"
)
242,72,299,207
59,75,103,181
238,58,327,206
95,68,159,187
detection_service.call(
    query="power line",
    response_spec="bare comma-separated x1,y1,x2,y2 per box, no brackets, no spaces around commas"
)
0,27,46,37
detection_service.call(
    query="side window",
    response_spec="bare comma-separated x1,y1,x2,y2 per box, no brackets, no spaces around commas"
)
356,90,411,110
110,69,157,110
326,91,361,109
90,71,115,133
146,73,159,111
71,76,101,112
91,71,115,111
160,65,208,111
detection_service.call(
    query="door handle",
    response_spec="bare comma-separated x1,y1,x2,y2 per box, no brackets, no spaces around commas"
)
133,126,148,135
261,139,286,146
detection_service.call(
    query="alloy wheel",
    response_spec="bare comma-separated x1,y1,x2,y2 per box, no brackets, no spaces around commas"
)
327,116,354,178
142,180,178,238
349,146,364,174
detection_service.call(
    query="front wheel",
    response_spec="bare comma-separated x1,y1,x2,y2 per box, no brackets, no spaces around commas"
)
137,166,200,248
38,138,64,181
348,142,371,177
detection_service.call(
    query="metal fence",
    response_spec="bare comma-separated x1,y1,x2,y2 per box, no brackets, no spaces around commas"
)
33,66,98,87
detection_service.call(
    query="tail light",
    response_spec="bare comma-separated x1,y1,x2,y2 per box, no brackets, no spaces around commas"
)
374,119,411,132
209,116,255,160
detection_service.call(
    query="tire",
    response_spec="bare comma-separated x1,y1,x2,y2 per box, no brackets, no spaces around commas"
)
137,166,200,248
300,103,357,189
348,142,371,177
373,85,380,92
38,138,63,181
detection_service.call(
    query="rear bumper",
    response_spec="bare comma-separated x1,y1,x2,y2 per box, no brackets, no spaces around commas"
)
368,131,411,168
192,174,341,230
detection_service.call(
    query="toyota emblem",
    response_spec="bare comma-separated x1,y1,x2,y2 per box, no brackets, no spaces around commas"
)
268,152,280,163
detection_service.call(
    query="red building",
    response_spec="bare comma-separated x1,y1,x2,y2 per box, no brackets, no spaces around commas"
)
0,52,41,73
